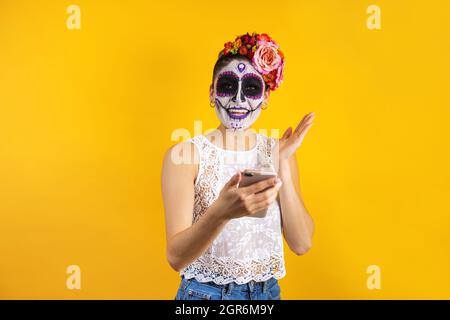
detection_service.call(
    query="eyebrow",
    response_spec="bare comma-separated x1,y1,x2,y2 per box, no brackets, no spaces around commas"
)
217,71,263,82
242,73,264,81
217,70,239,79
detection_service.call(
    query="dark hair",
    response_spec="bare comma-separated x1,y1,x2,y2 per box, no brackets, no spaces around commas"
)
212,54,269,92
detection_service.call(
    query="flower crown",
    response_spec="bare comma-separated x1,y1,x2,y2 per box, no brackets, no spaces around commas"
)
218,32,285,91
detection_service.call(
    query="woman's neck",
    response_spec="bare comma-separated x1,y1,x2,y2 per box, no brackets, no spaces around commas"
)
207,124,257,152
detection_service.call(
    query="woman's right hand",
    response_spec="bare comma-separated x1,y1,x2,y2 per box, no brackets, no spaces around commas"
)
210,172,283,221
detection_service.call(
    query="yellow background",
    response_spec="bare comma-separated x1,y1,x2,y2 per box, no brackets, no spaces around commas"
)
1,0,449,299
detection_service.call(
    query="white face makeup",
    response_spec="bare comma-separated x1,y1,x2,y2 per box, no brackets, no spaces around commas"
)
213,59,266,130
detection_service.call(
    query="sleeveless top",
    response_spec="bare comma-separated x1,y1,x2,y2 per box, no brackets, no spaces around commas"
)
180,133,286,285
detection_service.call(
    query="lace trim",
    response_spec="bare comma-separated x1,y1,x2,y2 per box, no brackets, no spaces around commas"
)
180,254,286,285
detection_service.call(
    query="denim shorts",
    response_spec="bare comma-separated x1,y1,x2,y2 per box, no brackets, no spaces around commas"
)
174,275,282,300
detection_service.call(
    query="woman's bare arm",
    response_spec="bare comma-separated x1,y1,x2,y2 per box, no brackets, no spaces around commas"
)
275,112,316,255
161,142,229,271
277,153,314,255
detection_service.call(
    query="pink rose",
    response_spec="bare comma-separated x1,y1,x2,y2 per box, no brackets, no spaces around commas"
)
275,59,284,89
252,41,281,75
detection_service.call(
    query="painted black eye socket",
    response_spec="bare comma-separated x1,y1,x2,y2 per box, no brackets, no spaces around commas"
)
216,75,238,95
242,76,263,98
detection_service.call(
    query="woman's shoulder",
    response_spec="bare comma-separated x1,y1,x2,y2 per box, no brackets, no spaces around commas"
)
163,138,201,170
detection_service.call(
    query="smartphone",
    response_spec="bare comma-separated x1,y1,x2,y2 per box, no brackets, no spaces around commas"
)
238,168,277,218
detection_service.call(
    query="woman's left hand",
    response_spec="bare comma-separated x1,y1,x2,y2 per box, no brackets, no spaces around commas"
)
277,112,315,162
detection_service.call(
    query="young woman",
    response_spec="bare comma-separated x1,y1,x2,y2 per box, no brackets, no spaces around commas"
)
162,32,315,300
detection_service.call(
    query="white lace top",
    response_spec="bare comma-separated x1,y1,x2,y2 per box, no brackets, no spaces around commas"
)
180,133,286,285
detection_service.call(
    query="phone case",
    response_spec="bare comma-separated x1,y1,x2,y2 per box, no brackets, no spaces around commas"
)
238,169,277,218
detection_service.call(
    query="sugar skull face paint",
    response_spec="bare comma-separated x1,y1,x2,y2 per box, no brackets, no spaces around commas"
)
212,59,266,130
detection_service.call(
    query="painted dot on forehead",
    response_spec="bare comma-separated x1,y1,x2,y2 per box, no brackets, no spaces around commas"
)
237,62,246,73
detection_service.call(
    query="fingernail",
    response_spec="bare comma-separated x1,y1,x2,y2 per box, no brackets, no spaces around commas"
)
275,178,281,183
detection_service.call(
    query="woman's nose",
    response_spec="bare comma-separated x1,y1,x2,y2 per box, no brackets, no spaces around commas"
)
232,81,246,103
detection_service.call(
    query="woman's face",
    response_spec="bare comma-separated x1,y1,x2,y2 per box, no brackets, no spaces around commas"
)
211,59,268,130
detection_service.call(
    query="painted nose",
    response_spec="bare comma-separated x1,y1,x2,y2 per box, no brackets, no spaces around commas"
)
232,80,246,103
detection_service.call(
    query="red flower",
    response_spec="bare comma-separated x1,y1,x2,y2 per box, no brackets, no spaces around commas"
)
241,33,251,44
262,69,278,90
257,33,271,42
249,34,257,46
239,46,248,55
222,41,233,55
263,71,274,82
247,49,255,60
